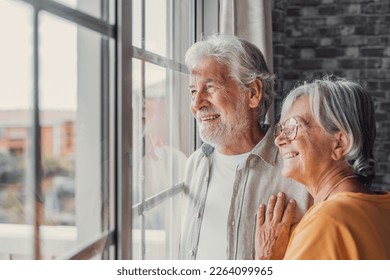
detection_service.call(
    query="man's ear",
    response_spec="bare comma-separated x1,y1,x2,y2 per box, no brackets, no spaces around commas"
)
332,131,350,160
248,78,263,108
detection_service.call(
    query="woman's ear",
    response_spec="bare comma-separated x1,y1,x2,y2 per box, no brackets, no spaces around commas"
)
331,131,350,160
248,78,263,108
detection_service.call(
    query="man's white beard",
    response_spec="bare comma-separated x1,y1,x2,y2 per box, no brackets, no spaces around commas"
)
198,98,251,147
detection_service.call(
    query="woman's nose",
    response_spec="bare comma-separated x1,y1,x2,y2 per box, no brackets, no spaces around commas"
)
274,130,288,147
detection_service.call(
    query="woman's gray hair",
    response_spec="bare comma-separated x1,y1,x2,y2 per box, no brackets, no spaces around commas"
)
185,33,275,124
282,76,376,187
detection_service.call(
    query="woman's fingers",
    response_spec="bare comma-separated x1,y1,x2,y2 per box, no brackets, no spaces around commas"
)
273,192,286,222
266,195,277,221
257,203,265,225
261,193,295,224
282,199,296,225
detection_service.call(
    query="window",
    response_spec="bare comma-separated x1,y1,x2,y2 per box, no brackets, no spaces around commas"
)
1,0,217,260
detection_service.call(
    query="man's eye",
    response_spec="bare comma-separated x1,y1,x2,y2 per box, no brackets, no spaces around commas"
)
190,90,197,97
206,85,217,93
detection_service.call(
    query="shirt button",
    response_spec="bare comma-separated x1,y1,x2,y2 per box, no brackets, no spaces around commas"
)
196,213,201,218
189,250,195,256
232,220,235,226
204,176,208,183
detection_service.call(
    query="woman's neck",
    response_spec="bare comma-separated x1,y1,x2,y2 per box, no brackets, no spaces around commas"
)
308,167,361,204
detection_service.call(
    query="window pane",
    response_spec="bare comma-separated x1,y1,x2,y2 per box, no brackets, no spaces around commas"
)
131,214,142,259
145,0,167,56
132,192,182,260
144,63,169,197
132,0,142,49
131,0,193,260
143,193,181,259
39,12,77,229
38,11,114,259
133,62,188,199
0,0,33,260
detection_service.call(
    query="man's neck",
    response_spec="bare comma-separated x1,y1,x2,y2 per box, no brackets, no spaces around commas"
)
216,127,265,155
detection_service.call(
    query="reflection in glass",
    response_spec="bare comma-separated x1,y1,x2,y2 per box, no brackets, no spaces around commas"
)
131,59,189,259
133,62,187,201
131,0,194,260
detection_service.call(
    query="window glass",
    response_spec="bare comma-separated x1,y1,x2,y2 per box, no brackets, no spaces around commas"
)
0,0,33,260
131,0,193,260
143,197,179,259
131,214,142,259
39,12,78,230
132,61,188,209
132,0,142,49
143,63,170,197
40,11,114,258
145,0,167,56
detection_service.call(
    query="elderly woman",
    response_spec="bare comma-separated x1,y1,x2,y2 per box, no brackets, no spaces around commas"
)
256,77,390,260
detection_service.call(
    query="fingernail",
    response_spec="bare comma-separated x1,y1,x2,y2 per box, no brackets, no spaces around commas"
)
289,199,295,203
278,192,283,197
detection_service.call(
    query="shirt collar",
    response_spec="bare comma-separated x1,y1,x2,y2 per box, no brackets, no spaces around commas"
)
201,143,215,156
248,123,278,166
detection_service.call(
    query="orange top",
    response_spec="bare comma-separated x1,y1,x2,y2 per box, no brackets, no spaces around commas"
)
284,192,390,260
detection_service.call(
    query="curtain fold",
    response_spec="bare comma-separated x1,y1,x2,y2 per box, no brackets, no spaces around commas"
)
220,0,274,125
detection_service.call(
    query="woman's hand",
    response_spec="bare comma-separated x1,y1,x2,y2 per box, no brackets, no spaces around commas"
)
255,192,296,260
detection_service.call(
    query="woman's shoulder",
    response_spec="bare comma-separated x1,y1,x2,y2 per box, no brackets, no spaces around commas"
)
310,191,390,221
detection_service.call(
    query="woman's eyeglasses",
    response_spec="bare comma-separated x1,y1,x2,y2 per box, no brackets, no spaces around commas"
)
274,117,302,141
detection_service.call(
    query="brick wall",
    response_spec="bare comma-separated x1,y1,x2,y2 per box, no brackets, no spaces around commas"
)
272,0,390,190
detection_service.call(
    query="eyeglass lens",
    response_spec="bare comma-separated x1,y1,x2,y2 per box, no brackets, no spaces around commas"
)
274,117,298,140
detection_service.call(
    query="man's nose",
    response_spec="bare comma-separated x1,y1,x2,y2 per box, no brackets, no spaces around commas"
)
191,89,209,111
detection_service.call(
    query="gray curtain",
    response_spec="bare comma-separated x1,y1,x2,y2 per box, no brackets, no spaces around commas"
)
220,0,274,125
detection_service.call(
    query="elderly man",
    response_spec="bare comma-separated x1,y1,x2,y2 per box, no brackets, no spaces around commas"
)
179,34,311,260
